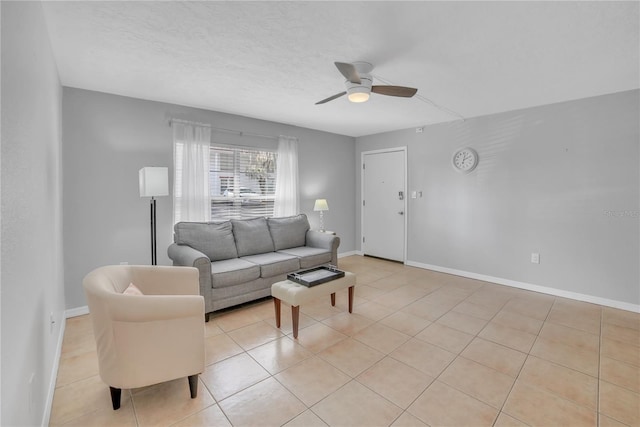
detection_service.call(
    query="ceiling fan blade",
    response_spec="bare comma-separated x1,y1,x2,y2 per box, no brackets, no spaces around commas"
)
315,91,347,105
372,85,418,98
334,62,361,84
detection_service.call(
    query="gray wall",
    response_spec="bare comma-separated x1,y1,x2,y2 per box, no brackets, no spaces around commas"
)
1,2,66,425
356,90,639,306
62,88,356,310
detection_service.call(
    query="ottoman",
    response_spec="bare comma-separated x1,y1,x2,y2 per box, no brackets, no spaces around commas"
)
271,271,356,338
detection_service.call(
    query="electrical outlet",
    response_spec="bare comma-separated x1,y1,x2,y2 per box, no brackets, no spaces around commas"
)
416,127,424,133
531,253,540,264
119,261,128,265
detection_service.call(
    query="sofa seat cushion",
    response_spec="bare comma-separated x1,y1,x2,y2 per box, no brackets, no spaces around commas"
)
232,217,275,257
278,246,333,269
210,258,260,289
174,221,238,261
211,279,274,310
241,252,300,278
268,214,310,250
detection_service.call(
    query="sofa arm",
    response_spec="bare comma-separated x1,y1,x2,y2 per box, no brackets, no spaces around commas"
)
306,230,341,266
168,243,210,266
168,243,213,313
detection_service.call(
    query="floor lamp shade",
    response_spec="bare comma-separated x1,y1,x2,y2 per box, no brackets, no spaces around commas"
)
139,167,169,197
139,167,169,265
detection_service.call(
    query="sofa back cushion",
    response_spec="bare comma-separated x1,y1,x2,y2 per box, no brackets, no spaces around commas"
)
174,221,238,261
232,217,275,257
267,214,310,250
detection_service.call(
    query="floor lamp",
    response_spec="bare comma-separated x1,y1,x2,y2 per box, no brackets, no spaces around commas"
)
139,167,169,265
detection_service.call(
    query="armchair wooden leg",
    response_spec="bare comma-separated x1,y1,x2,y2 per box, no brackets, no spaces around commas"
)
205,312,210,323
188,375,198,399
109,387,121,410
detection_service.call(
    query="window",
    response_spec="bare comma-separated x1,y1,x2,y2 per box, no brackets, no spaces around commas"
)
175,142,278,220
211,146,278,219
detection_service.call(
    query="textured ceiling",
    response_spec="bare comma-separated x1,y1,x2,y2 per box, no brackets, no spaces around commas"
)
42,1,639,137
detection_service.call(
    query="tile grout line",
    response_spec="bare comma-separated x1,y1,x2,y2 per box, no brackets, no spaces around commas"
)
390,282,517,426
593,309,640,426
205,307,299,426
490,296,557,426
131,389,140,427
499,297,611,425
441,284,520,427
324,297,416,424
250,304,377,425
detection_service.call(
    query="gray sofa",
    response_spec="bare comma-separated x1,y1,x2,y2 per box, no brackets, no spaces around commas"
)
168,214,340,321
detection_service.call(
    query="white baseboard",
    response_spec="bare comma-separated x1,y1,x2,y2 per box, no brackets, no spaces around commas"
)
338,250,361,258
41,316,66,427
65,305,89,318
406,260,640,313
65,260,638,313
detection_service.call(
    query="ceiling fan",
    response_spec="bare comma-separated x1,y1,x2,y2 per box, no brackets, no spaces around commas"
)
316,61,418,105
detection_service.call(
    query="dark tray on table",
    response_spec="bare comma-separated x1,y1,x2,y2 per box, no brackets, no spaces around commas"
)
287,266,345,287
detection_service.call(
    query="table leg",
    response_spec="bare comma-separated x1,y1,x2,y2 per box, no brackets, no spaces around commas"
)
331,292,336,306
292,306,300,339
274,298,281,328
348,286,354,313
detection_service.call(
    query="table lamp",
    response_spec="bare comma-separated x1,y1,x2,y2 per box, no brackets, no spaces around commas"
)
314,199,329,232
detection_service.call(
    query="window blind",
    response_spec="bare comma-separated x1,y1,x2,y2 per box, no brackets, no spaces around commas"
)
174,140,278,221
210,146,277,220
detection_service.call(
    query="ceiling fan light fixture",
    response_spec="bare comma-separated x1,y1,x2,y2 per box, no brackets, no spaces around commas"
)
348,90,370,103
346,76,372,103
316,62,417,105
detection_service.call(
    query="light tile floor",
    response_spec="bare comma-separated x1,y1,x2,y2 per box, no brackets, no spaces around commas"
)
50,255,640,426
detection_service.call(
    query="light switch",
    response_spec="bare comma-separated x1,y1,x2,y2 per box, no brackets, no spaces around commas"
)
411,191,417,199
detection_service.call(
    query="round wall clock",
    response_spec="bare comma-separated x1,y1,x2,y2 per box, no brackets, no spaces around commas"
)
452,147,479,173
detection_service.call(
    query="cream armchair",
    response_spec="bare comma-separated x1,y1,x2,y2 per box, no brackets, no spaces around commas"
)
82,265,205,410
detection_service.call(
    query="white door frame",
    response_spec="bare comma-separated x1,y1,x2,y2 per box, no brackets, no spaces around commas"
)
360,146,408,264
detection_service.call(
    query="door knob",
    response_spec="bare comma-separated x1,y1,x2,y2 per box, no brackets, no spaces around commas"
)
398,211,404,215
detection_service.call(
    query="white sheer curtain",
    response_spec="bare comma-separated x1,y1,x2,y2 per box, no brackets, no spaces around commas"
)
273,135,299,217
173,122,211,223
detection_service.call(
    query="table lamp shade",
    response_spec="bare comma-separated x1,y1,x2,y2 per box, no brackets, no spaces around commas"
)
139,167,169,197
314,199,329,211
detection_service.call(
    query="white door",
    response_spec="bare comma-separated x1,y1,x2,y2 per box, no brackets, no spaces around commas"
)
362,149,406,262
